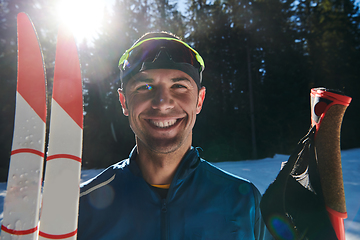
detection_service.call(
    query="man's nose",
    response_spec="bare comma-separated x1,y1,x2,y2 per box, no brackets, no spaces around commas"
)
151,87,174,111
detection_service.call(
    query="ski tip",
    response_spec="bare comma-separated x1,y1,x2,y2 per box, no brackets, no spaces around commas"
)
53,25,83,129
17,13,35,33
17,12,47,123
17,12,28,21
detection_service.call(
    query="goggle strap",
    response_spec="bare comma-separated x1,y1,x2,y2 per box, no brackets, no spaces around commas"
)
119,51,129,70
118,37,205,70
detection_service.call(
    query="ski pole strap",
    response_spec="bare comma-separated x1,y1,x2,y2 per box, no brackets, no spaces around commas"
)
260,126,339,240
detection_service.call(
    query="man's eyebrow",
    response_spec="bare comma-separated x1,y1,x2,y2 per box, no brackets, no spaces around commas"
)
171,77,191,83
133,77,154,83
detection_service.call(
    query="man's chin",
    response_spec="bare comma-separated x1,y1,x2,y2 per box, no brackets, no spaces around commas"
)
148,143,182,154
138,138,185,154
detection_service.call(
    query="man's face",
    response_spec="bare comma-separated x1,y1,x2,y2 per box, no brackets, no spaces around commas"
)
118,69,206,154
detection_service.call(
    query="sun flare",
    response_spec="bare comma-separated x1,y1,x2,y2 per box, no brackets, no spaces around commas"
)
56,0,105,42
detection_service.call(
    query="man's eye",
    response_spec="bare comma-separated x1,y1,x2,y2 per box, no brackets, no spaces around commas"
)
137,84,153,91
173,84,187,89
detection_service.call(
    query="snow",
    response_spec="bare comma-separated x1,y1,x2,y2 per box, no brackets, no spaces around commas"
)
0,148,359,238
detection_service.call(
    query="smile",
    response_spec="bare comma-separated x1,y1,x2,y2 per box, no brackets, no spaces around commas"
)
149,119,178,128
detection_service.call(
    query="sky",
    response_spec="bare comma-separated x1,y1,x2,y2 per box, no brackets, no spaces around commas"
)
58,0,359,43
56,0,188,43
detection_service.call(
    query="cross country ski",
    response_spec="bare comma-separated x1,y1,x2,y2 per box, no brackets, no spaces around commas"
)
1,12,83,240
39,23,83,240
1,12,46,240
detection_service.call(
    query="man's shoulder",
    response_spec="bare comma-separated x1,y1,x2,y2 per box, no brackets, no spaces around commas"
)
199,159,250,183
80,159,130,196
198,158,261,202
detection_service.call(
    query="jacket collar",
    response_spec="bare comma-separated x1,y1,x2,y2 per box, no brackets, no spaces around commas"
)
127,146,201,187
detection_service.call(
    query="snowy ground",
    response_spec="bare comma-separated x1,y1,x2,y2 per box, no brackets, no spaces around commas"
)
0,148,359,239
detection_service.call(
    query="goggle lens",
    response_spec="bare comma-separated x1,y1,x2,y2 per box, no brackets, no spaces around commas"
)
119,38,204,72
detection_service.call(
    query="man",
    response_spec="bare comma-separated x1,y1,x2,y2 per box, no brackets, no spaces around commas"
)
77,32,271,240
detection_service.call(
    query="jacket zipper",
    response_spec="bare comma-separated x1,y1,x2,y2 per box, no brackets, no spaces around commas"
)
161,199,168,240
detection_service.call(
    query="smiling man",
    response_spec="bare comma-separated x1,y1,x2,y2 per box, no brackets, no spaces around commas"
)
77,32,272,240
119,68,205,186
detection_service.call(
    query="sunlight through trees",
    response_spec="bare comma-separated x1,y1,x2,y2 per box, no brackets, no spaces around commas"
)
0,0,359,178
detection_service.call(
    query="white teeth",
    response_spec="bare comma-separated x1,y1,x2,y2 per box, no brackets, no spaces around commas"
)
150,119,177,128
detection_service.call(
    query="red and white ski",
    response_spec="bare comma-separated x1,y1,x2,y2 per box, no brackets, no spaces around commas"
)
1,12,46,240
1,13,83,240
38,24,83,240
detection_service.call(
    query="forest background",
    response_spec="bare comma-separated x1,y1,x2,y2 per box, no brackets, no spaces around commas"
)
0,0,359,181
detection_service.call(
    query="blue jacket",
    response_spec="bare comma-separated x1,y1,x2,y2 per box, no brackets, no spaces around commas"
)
78,147,271,239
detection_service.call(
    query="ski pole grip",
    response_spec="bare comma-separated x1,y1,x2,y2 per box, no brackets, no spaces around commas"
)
310,88,351,214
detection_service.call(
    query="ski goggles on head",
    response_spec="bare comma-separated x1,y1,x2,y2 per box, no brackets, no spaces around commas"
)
118,37,205,89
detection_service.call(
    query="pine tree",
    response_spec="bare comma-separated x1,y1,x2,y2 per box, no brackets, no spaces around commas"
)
297,0,360,149
187,0,257,160
250,0,311,156
151,0,186,36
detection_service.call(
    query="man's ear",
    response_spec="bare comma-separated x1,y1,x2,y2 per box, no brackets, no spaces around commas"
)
118,88,129,116
196,87,206,114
